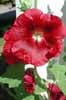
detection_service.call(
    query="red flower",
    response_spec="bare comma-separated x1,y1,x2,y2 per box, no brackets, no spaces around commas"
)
60,95,66,100
48,83,66,100
3,41,19,64
24,68,36,94
3,9,66,66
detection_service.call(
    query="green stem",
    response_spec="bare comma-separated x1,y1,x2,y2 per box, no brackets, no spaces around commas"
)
34,0,37,8
21,65,25,92
34,67,47,90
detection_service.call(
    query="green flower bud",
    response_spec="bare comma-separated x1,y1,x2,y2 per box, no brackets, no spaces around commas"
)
20,0,32,11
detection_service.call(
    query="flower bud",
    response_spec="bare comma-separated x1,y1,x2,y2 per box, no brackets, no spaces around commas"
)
48,83,66,100
24,68,36,94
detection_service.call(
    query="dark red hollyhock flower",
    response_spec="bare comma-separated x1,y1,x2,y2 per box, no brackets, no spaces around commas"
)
3,8,66,66
60,95,66,100
48,83,66,100
3,41,18,64
24,68,36,94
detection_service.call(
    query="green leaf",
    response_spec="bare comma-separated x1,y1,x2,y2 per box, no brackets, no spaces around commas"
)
34,85,45,95
63,55,66,61
34,95,40,100
2,63,25,80
23,95,34,100
15,83,36,100
0,63,24,88
0,38,4,46
0,38,4,55
64,46,66,52
39,95,48,100
0,77,21,88
47,69,56,81
15,84,30,100
49,64,66,95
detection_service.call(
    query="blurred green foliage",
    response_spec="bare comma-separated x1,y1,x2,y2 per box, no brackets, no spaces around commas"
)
20,0,32,11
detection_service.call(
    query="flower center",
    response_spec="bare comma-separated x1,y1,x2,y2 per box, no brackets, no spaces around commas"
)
32,31,43,42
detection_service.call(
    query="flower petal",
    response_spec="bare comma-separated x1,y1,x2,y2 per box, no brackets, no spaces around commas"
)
12,40,48,66
3,41,18,64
